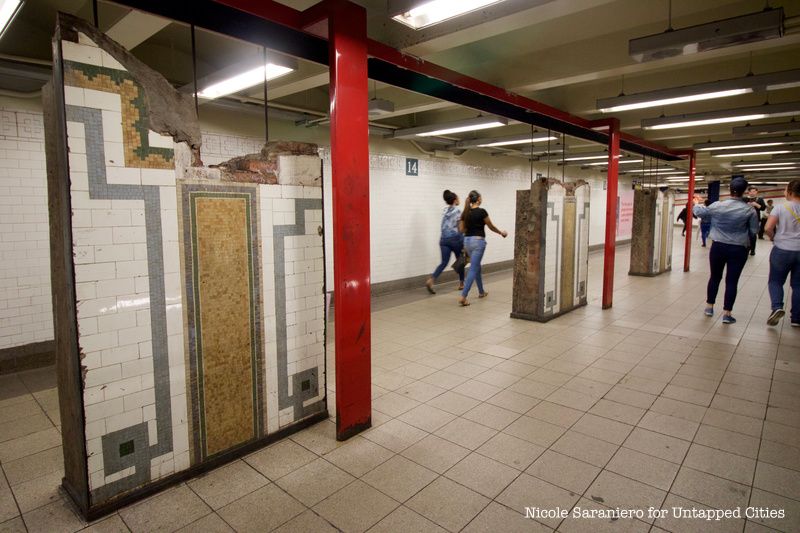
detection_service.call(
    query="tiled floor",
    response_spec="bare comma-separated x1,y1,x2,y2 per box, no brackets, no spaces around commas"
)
1,230,799,532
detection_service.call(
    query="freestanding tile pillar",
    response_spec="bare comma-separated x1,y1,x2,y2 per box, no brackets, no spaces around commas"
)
629,187,675,276
511,178,590,322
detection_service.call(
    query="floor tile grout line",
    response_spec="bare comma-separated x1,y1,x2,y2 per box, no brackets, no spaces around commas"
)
0,463,26,532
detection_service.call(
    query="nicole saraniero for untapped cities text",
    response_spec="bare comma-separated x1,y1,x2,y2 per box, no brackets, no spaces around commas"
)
524,506,785,521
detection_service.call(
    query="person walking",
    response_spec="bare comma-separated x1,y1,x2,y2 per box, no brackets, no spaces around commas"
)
677,206,696,237
759,199,774,239
744,185,766,255
764,180,800,327
457,190,507,306
700,199,712,247
426,190,465,294
692,177,759,324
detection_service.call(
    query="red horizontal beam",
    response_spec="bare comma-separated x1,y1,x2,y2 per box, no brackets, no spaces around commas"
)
213,0,682,160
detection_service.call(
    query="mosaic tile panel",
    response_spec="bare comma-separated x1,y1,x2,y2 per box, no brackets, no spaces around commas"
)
180,184,265,462
512,179,590,322
630,188,675,276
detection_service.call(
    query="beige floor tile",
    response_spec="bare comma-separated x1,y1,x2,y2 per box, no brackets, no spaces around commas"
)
758,439,800,473
654,493,745,533
21,498,85,533
585,471,666,524
362,419,428,453
394,381,447,403
407,477,489,532
493,360,536,378
398,404,456,433
322,436,393,477
117,485,209,532
272,510,338,533
650,396,707,423
486,390,541,414
571,413,633,445
451,380,502,402
174,512,232,533
0,428,61,464
244,440,317,481
587,399,645,425
762,421,800,449
444,453,518,498
371,506,448,532
288,420,345,456
546,388,598,411
605,447,679,490
0,516,26,533
462,502,551,533
445,361,486,379
9,470,61,514
475,432,545,471
462,403,520,430
187,460,268,510
683,443,756,485
274,458,354,507
434,418,496,450
603,386,656,409
525,401,583,428
313,480,398,532
637,411,699,441
373,391,421,417
702,407,764,438
420,371,469,390
473,369,521,388
754,461,800,501
401,435,470,474
503,416,565,448
694,424,760,458
362,455,437,502
507,379,558,400
0,400,43,426
527,368,573,387
497,474,579,529
748,488,800,533
710,394,767,420
2,447,63,486
425,391,480,416
559,497,650,533
550,430,619,468
0,414,53,445
671,466,751,510
216,483,305,532
526,450,600,494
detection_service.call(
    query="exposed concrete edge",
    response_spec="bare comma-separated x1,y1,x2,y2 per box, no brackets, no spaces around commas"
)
0,340,55,375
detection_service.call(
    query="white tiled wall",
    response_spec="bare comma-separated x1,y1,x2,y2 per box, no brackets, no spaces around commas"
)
0,110,52,350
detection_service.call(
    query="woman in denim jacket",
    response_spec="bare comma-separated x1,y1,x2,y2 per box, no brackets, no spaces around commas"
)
426,190,465,294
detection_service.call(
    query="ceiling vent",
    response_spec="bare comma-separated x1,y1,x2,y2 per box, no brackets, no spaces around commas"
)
629,8,784,63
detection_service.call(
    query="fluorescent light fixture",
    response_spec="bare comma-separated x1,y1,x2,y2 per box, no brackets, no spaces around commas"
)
393,116,507,139
733,161,799,168
694,136,800,151
626,168,685,174
197,63,294,99
597,69,800,113
641,102,800,130
740,166,798,171
564,155,608,161
665,177,704,182
713,150,792,157
732,121,800,136
456,133,557,149
0,0,22,39
585,158,643,166
389,0,507,29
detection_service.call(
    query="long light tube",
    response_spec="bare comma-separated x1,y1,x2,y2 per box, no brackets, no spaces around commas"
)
598,69,800,113
390,0,507,29
739,166,798,171
417,121,506,137
694,136,800,151
456,133,557,148
393,116,508,139
712,150,792,158
733,121,800,136
584,159,643,166
197,63,294,99
0,0,22,38
641,102,800,130
733,161,800,168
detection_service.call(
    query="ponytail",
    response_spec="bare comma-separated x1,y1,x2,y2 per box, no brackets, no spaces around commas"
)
461,190,480,222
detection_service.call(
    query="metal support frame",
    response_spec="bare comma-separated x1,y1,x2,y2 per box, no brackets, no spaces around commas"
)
327,0,372,441
684,151,697,272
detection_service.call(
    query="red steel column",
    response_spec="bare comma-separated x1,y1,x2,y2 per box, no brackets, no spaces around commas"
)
683,151,696,272
602,119,620,309
328,0,371,440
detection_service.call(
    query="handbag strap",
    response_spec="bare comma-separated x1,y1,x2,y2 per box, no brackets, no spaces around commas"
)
787,204,800,225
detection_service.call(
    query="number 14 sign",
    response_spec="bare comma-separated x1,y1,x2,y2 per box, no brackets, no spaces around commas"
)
405,158,419,176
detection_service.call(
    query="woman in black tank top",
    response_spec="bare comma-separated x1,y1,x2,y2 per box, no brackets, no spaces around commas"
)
458,190,508,306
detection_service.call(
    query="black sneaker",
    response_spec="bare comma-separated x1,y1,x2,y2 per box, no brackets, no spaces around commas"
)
767,309,785,326
722,315,737,325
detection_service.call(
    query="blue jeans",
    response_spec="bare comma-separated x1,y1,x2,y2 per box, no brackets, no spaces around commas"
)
768,247,800,322
432,235,464,282
462,236,486,298
700,223,711,246
707,241,748,312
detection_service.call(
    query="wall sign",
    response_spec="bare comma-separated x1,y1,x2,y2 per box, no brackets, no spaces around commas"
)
405,158,419,176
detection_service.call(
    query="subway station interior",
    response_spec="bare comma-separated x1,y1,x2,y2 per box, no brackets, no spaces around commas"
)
1,0,800,531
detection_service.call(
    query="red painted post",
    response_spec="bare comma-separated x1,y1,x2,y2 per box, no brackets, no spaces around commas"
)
684,151,696,272
602,119,620,309
328,0,371,440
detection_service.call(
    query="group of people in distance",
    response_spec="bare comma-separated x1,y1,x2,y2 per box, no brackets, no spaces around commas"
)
692,178,800,327
424,178,800,328
425,190,507,307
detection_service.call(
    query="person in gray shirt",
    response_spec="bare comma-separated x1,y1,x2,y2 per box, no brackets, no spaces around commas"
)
692,177,759,325
764,179,800,327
